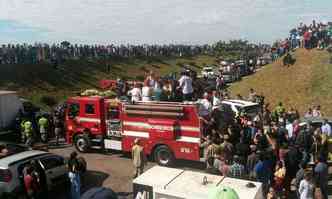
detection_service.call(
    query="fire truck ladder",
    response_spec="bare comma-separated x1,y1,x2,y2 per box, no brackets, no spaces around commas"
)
123,103,184,117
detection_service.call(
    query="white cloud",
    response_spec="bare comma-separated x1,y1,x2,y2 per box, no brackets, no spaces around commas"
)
0,0,331,44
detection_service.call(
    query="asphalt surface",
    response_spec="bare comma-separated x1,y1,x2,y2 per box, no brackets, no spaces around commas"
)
48,143,205,199
49,144,332,199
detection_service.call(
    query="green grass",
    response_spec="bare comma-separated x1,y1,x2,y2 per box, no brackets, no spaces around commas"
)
229,49,332,116
0,55,217,109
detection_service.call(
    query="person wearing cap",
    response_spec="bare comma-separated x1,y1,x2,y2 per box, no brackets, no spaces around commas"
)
132,138,147,178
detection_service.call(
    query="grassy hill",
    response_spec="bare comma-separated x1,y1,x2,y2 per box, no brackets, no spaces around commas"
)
0,55,216,109
229,49,332,116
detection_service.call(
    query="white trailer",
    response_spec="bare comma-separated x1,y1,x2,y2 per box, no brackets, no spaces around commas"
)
0,91,23,131
133,166,263,199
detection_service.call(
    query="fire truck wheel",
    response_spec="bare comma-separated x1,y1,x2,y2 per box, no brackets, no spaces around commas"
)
154,145,174,167
75,136,89,153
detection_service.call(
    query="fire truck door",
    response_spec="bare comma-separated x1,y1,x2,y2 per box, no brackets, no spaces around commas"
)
66,101,80,139
79,101,101,135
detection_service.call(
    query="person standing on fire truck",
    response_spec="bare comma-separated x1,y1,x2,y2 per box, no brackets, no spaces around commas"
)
199,92,212,137
177,70,193,101
132,138,147,178
128,82,142,103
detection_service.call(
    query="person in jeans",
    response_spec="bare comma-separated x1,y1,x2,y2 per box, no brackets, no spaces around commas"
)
67,152,81,199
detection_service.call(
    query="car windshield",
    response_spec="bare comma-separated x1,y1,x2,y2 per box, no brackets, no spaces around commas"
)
0,143,27,159
242,105,261,115
203,68,213,72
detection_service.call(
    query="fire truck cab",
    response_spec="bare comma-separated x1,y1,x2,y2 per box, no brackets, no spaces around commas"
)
65,96,203,166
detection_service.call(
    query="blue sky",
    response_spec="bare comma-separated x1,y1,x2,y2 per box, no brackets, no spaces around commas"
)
0,0,331,45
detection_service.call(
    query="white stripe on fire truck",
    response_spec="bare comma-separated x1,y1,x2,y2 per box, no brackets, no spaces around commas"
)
176,136,201,143
123,130,149,138
123,121,150,128
123,121,199,132
123,121,173,131
180,126,200,132
76,117,101,123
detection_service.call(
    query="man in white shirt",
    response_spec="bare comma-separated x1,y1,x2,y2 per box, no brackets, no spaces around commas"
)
285,120,294,141
212,91,221,110
321,119,331,137
128,83,142,102
199,93,212,117
178,71,193,101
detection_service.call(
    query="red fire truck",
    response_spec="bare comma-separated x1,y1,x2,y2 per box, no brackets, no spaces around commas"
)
65,96,203,166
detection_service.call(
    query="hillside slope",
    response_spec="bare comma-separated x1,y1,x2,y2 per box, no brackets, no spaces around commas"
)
230,49,332,116
0,55,216,107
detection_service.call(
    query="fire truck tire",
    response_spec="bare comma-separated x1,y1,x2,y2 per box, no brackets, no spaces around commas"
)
153,145,174,167
75,136,89,153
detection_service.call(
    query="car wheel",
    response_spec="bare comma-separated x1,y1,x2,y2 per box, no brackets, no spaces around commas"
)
75,136,89,153
154,145,174,167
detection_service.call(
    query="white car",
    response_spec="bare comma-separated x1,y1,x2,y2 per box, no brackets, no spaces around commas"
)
201,66,216,79
221,99,261,118
0,143,68,198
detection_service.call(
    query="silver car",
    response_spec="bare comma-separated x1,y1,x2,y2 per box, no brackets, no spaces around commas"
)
0,143,68,198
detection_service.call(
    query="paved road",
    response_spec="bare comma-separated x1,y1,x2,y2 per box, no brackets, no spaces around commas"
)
48,144,204,199
46,140,332,199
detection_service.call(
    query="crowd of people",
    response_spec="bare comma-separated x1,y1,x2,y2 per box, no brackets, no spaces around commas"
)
0,43,217,65
200,88,331,199
120,69,198,103
271,20,332,61
119,67,331,199
0,40,271,66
